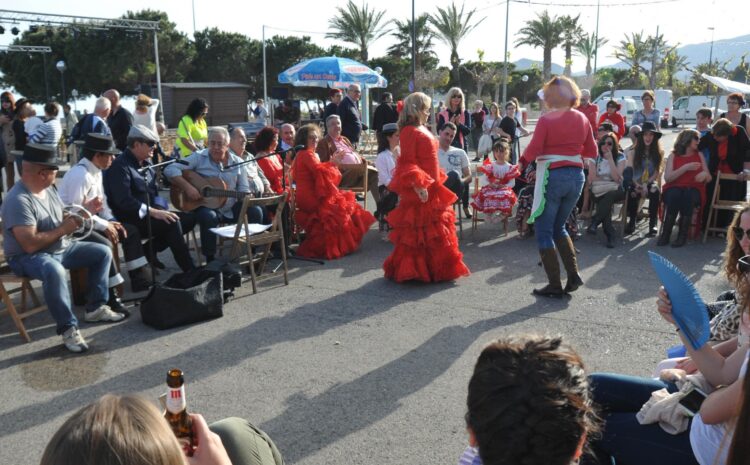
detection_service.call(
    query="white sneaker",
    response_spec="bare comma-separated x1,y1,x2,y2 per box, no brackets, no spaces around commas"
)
84,305,126,323
62,326,89,353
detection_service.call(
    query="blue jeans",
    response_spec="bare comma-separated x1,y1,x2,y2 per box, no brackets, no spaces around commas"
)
535,167,584,249
8,241,111,334
582,373,697,465
194,202,266,258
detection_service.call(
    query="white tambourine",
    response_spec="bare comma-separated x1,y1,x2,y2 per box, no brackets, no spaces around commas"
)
63,205,94,241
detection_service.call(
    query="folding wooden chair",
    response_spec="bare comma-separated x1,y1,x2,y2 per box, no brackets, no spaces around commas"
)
229,194,289,294
0,223,48,342
703,172,746,242
339,159,369,210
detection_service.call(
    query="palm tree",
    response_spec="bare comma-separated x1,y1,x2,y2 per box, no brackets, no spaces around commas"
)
662,49,689,87
644,32,673,88
574,32,608,78
326,0,389,62
515,10,564,81
387,14,437,71
613,32,650,87
429,1,485,86
559,15,583,77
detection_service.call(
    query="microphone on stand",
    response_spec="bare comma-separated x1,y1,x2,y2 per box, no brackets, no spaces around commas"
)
138,157,189,174
223,145,306,171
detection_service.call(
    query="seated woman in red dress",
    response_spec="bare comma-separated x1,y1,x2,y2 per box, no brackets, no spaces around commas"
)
254,126,285,194
291,124,375,259
383,92,470,283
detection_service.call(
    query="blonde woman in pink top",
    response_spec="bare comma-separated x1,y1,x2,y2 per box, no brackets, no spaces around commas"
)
521,76,597,298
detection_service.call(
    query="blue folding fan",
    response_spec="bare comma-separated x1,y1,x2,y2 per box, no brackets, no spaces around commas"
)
648,252,710,350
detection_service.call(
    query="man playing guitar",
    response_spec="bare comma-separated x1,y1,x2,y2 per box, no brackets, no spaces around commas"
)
165,126,266,263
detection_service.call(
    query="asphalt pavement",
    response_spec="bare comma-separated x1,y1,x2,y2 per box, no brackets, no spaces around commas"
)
0,122,723,465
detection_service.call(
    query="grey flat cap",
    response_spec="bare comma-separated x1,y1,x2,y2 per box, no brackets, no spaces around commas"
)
128,124,159,143
382,122,398,133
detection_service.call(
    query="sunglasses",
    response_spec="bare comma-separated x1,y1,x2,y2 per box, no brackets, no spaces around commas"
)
738,254,750,274
139,139,156,147
601,141,614,146
733,226,750,240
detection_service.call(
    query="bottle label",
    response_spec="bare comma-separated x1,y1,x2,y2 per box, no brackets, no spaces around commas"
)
166,386,186,414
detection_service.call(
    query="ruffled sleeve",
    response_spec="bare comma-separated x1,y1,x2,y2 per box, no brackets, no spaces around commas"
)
498,164,521,184
388,126,435,193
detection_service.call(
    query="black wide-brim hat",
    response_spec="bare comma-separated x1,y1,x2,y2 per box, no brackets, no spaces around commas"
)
22,143,61,168
639,121,662,139
77,133,121,155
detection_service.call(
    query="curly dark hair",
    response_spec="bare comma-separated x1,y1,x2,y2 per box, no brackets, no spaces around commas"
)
254,126,279,152
466,335,599,465
184,98,208,121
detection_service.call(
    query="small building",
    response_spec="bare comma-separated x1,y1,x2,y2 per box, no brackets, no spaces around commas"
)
158,82,250,128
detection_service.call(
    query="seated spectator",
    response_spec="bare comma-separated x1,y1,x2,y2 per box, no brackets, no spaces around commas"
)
1,144,123,353
374,122,399,237
598,100,626,140
437,122,473,218
727,360,750,465
583,280,750,465
254,126,286,194
654,206,750,377
40,394,284,465
696,108,713,163
623,121,664,237
586,132,626,248
471,138,520,225
278,123,296,152
462,335,599,465
228,127,272,198
290,124,375,260
316,114,380,209
659,129,712,247
28,102,62,146
699,118,750,229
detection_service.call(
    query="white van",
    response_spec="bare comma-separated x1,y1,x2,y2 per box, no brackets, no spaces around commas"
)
593,89,673,128
671,95,728,127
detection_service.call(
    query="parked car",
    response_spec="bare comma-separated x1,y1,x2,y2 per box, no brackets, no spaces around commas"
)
672,95,728,127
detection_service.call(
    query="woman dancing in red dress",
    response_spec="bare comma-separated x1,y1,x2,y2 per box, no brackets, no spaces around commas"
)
383,92,470,282
291,124,375,259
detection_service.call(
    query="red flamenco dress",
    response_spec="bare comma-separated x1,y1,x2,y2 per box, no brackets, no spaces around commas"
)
383,125,470,282
291,148,376,259
471,162,521,217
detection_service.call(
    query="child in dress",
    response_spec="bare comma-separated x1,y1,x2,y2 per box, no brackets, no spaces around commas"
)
471,138,520,225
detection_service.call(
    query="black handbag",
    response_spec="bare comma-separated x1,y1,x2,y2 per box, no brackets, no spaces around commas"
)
140,268,224,330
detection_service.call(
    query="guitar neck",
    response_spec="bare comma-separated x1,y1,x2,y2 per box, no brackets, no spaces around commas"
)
203,187,251,200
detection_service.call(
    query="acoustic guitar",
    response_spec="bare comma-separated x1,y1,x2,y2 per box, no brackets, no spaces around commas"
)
170,170,253,212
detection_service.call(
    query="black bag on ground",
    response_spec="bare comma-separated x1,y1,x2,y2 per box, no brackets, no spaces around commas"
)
140,268,223,330
205,258,242,292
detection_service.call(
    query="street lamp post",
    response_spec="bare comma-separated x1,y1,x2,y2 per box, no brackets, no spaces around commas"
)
56,60,67,104
71,88,78,112
705,27,715,95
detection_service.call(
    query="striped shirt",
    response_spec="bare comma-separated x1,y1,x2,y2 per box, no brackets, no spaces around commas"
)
458,446,482,465
28,117,62,145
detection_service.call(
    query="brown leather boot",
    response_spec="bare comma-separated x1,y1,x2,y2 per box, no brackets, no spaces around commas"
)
533,248,565,298
555,236,583,293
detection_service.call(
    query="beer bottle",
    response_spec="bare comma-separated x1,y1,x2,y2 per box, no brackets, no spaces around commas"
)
165,368,194,453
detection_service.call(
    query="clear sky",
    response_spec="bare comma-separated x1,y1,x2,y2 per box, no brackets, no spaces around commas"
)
1,0,747,73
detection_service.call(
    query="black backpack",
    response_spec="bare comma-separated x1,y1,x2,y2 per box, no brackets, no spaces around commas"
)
67,113,93,145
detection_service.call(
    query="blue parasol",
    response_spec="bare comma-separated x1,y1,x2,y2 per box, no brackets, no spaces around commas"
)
278,56,387,88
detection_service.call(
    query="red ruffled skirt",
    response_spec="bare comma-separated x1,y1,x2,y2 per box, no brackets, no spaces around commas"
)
383,184,470,283
471,186,517,217
296,191,375,260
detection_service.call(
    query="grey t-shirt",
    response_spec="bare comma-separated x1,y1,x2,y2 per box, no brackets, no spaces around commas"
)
438,146,470,176
1,182,69,258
